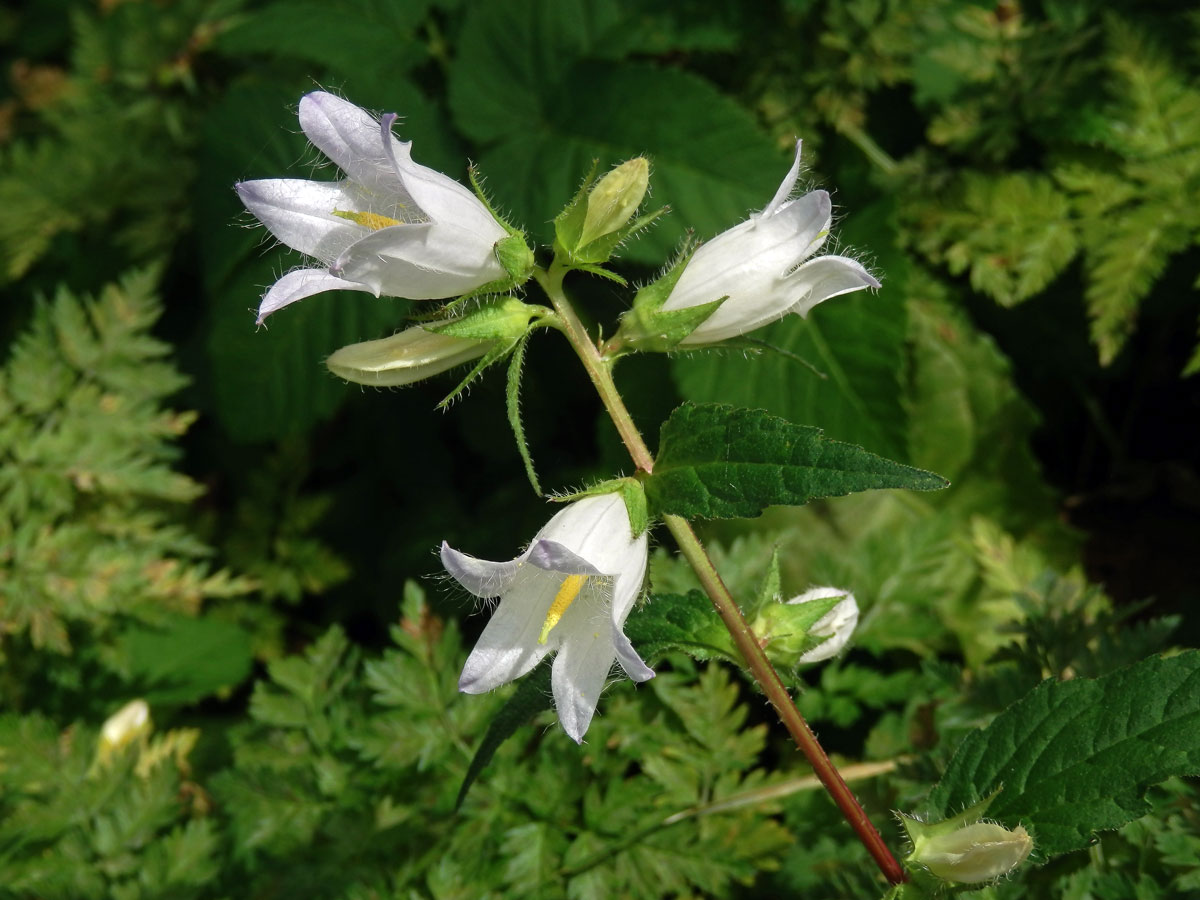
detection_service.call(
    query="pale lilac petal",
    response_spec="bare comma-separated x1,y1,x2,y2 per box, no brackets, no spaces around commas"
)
551,626,616,743
440,542,523,598
527,539,605,576
298,92,414,199
762,140,803,216
256,269,374,324
786,255,880,317
237,178,363,263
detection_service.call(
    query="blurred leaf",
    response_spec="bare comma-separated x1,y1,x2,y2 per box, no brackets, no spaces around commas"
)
449,0,782,260
118,615,254,705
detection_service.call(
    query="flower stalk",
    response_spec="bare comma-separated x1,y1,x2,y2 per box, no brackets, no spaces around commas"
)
536,259,907,887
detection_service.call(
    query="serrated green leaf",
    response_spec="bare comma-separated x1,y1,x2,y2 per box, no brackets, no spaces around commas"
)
645,403,948,520
449,1,782,261
624,591,738,664
929,650,1200,857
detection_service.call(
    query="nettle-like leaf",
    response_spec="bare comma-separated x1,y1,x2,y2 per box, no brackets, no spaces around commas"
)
928,650,1200,858
447,0,782,263
644,403,947,520
625,590,739,665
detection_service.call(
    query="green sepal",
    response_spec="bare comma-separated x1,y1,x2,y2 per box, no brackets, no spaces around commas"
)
565,206,667,267
550,476,649,539
623,590,740,665
900,794,1001,850
436,339,520,410
553,158,661,267
611,243,726,352
754,592,845,665
427,296,546,342
745,546,782,621
465,163,536,287
553,160,599,256
505,333,541,496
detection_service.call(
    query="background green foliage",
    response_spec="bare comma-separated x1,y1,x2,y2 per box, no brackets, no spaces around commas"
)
2,0,1197,897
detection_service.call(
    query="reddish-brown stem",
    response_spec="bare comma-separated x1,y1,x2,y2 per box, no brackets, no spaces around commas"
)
535,262,907,886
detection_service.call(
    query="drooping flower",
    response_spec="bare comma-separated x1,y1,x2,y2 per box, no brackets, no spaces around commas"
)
441,493,653,742
236,91,532,324
659,141,879,344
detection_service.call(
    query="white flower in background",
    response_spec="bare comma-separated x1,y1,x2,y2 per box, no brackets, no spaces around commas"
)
660,141,879,344
790,586,859,663
441,494,653,742
236,91,530,324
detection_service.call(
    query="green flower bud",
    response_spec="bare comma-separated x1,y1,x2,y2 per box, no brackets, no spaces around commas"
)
555,158,661,265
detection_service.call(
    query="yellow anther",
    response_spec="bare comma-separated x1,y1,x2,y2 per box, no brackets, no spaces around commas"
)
539,574,587,644
333,209,403,231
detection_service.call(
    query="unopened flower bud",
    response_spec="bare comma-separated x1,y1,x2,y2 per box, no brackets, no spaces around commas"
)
98,699,151,760
913,821,1033,884
326,325,490,387
753,586,859,665
555,158,660,265
578,158,649,248
327,297,542,387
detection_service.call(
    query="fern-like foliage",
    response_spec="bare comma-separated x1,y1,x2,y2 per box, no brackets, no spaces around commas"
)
0,269,247,696
1053,19,1200,365
0,1,241,282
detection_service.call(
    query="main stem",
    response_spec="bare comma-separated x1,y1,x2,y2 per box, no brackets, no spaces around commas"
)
535,263,907,887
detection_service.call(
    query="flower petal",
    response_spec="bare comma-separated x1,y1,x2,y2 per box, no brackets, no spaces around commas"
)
458,568,559,693
551,625,616,743
298,92,416,201
527,539,605,576
379,113,508,240
256,269,375,324
332,224,504,300
237,178,364,264
762,139,803,217
440,541,524,598
785,255,880,318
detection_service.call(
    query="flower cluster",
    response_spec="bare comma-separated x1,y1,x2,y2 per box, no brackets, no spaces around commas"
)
239,94,871,741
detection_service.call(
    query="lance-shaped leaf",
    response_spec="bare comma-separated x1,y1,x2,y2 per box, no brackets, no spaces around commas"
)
644,403,948,520
928,650,1200,858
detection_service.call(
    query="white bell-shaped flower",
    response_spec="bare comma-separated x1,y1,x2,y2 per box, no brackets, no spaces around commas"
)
661,141,880,344
237,92,529,324
441,494,653,742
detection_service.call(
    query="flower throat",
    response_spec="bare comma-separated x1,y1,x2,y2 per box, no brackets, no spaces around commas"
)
538,575,587,644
